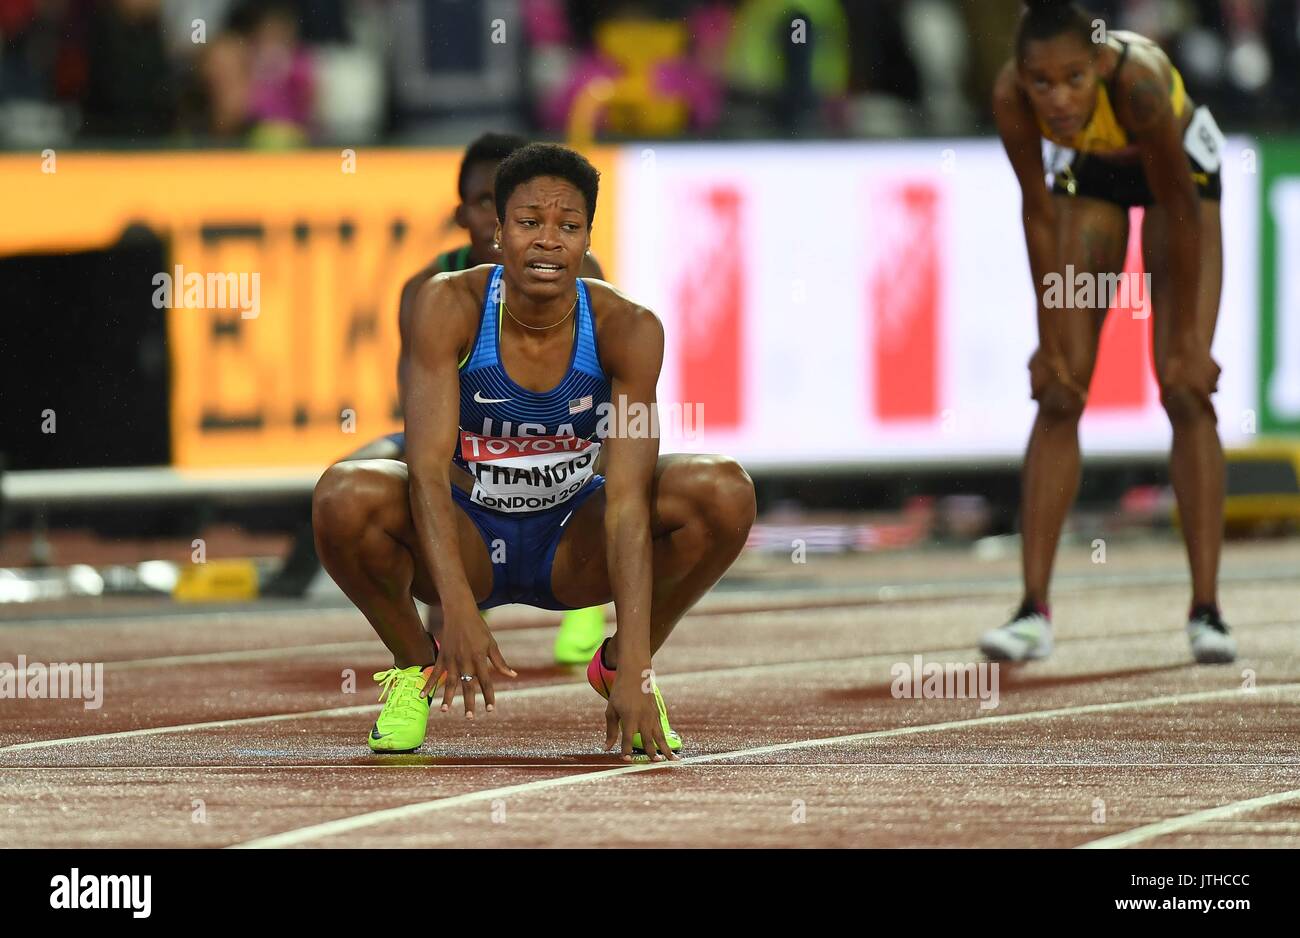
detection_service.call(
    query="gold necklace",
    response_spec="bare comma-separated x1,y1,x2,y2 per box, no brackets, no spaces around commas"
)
501,292,578,331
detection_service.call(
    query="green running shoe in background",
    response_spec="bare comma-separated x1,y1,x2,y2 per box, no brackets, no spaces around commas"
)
554,606,607,665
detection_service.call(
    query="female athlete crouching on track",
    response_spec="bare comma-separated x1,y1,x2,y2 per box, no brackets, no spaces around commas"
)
980,0,1235,665
312,143,756,760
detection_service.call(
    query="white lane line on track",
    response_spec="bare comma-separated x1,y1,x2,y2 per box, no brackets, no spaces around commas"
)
0,604,377,629
1077,787,1300,848
0,682,561,755
97,622,568,668
7,618,1292,757
94,615,1300,671
1,645,965,754
109,641,381,669
4,618,1297,755
2,762,1297,771
229,683,1300,848
8,623,563,669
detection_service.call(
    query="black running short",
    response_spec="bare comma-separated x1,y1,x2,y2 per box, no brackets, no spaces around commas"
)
1048,106,1224,208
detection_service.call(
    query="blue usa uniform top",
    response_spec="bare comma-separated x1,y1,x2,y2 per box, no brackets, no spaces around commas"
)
454,265,610,514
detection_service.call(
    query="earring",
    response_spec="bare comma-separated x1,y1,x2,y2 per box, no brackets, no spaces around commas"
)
493,240,500,250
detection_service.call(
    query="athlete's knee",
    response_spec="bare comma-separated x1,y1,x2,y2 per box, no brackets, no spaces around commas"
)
680,455,756,535
312,462,391,544
1028,350,1087,422
1035,380,1087,422
1159,380,1214,425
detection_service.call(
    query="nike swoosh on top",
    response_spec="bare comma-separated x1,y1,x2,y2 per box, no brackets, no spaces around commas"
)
473,391,512,404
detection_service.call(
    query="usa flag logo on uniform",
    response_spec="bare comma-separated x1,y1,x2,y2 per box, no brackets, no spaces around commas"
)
568,395,593,415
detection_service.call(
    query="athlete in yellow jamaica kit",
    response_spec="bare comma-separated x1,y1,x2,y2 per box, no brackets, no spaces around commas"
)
979,0,1236,666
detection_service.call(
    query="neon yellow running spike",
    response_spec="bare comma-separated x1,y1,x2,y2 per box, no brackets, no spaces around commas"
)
587,651,683,753
554,606,606,665
636,682,683,753
369,665,437,752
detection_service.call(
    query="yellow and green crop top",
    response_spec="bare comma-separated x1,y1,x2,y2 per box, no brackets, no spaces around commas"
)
1038,38,1188,154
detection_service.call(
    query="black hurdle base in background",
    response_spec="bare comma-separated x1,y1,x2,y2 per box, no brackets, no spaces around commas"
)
0,225,171,473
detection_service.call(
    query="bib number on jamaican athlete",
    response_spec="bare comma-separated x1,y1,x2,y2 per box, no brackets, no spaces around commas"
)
1183,106,1224,173
460,432,600,513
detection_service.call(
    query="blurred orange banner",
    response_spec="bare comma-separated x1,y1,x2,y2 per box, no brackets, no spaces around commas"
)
0,149,619,469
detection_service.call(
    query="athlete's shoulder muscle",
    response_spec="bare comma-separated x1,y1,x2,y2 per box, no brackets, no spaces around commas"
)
1111,44,1175,138
1112,38,1195,205
1110,30,1172,73
583,279,663,382
408,266,487,366
398,259,444,346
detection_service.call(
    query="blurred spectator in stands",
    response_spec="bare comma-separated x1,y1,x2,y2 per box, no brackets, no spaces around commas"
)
190,24,250,139
1,0,47,100
0,1,97,146
841,0,974,137
901,0,975,133
5,0,1297,146
304,0,385,144
1262,0,1300,122
529,0,727,137
843,0,921,130
385,0,524,142
244,1,316,146
959,0,1020,125
159,0,237,61
81,0,176,139
187,1,315,146
1169,0,1297,125
178,0,381,145
523,0,578,123
725,0,850,134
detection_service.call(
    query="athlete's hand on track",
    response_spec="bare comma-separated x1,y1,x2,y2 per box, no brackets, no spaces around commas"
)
604,670,677,763
1161,347,1221,408
428,606,516,718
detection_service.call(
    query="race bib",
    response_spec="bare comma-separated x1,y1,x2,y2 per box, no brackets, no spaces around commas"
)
1183,106,1224,173
460,432,600,513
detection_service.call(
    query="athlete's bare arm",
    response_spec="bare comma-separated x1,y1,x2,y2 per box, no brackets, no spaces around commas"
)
993,65,1071,365
1114,53,1202,346
588,282,664,684
994,63,1058,287
404,270,485,623
396,259,447,408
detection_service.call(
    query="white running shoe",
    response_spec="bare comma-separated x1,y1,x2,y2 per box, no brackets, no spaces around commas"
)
979,601,1054,661
1187,606,1237,664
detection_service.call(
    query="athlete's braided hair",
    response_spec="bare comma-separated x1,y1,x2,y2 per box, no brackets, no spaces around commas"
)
1016,0,1097,63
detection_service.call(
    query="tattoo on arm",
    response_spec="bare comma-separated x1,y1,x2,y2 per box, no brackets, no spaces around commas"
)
1124,75,1170,134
